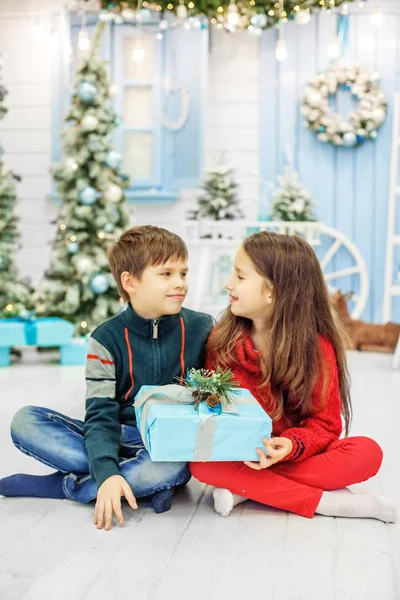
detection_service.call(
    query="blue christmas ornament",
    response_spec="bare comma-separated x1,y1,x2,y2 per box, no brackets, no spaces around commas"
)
104,223,115,233
67,241,79,254
90,274,110,295
78,81,97,103
318,125,326,133
79,186,98,205
105,151,122,169
251,13,267,28
138,8,152,22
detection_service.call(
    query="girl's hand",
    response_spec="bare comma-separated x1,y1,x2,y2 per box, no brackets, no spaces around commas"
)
244,437,293,470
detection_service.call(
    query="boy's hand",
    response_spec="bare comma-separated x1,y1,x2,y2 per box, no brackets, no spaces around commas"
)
94,474,138,530
244,437,293,470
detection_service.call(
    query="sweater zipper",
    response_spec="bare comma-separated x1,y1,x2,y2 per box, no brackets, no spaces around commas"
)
152,319,159,339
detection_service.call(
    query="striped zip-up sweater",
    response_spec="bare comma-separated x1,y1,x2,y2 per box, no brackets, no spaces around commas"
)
84,303,213,487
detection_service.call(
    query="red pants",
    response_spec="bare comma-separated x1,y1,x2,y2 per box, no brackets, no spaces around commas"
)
190,436,383,518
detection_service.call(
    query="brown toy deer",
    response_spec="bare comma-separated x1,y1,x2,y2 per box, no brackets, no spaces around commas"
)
330,291,400,352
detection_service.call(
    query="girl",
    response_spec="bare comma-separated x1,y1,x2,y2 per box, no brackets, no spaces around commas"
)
190,232,396,522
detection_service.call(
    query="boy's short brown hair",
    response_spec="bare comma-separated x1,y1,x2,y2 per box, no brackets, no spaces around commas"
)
107,225,188,302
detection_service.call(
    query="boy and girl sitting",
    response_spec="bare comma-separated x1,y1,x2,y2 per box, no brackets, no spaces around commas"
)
0,226,395,529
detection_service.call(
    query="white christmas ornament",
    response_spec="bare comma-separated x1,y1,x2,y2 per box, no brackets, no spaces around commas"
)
108,84,119,98
104,184,123,203
81,115,98,131
75,256,92,273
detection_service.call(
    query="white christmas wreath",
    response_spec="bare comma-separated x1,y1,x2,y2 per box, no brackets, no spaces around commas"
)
301,58,387,147
161,85,191,132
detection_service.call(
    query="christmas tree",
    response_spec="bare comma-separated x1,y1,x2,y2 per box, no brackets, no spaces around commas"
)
34,22,131,336
188,164,243,221
0,56,32,319
270,166,315,222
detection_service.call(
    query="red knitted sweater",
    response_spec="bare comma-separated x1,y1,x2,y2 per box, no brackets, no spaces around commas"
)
206,335,343,462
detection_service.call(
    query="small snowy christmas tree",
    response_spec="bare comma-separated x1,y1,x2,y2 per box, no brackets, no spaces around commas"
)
188,164,243,221
0,56,32,319
34,22,131,335
271,166,315,222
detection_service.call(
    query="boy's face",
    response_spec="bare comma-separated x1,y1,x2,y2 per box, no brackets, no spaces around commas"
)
121,258,189,319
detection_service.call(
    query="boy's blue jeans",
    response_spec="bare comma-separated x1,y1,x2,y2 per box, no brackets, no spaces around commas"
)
10,406,191,504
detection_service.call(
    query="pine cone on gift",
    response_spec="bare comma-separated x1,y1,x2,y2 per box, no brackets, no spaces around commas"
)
192,388,212,409
206,394,220,409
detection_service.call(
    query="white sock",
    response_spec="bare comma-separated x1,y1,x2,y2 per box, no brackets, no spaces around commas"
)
213,488,248,517
315,489,397,523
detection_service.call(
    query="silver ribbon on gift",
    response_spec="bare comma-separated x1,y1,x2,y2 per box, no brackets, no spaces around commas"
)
135,384,255,461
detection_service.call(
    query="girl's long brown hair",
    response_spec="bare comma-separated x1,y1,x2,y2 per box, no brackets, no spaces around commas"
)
208,232,352,434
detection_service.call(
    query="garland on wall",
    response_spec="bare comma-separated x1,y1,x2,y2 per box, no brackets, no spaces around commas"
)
100,0,365,31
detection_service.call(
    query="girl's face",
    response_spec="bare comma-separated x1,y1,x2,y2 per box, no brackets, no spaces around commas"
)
225,246,273,321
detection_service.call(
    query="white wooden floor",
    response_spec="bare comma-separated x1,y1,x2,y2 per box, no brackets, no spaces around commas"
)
0,348,399,600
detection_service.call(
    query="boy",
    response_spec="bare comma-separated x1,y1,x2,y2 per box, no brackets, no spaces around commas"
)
0,226,213,530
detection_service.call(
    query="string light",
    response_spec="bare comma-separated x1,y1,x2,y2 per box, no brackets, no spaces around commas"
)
6,304,13,312
70,235,77,242
60,224,66,231
98,231,105,239
81,321,88,329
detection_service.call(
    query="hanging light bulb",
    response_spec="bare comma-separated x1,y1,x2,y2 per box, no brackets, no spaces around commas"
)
275,38,288,61
227,0,239,27
328,35,340,58
371,9,382,27
34,18,44,36
78,11,90,52
177,0,188,19
275,0,287,61
132,47,145,62
78,28,90,51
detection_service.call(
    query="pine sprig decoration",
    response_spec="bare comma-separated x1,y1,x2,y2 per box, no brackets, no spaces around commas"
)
184,367,240,409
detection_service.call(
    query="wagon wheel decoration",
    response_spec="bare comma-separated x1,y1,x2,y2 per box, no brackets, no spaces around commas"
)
316,224,368,319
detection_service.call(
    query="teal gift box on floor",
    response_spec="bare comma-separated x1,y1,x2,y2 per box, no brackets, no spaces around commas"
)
25,318,74,346
134,384,272,462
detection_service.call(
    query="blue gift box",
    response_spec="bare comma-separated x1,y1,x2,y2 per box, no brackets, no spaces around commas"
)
0,319,26,347
26,318,74,346
60,337,88,366
134,384,272,462
0,319,26,367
